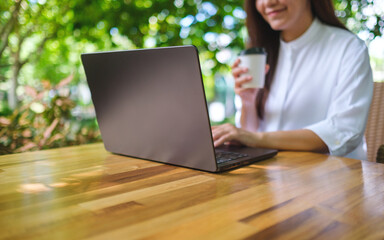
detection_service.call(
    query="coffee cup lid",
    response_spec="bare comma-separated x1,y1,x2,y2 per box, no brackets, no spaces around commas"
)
240,47,266,55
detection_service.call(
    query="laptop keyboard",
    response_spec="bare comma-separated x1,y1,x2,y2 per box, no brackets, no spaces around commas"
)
215,151,249,164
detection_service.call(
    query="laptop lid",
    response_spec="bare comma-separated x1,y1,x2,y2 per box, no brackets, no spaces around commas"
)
82,46,218,172
81,45,277,172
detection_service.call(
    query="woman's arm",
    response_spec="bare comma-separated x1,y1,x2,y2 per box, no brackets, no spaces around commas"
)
226,58,328,153
232,58,269,132
239,90,259,132
212,124,329,153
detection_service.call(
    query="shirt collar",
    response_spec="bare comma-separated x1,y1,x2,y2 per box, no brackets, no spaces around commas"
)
280,18,322,50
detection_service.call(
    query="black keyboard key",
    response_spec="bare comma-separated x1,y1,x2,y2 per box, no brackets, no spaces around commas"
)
215,151,248,164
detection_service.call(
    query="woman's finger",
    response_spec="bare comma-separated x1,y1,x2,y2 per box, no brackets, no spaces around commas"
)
231,58,241,69
212,124,237,146
232,67,248,79
235,75,252,88
214,133,233,147
212,125,226,141
235,87,258,96
265,64,270,75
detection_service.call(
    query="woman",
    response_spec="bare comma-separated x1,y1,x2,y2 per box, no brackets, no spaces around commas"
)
212,0,373,160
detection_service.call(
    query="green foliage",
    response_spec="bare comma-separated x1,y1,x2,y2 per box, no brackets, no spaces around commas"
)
333,0,383,39
0,75,101,154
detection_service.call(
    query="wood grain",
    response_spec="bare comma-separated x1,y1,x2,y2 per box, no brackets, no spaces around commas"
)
0,143,383,240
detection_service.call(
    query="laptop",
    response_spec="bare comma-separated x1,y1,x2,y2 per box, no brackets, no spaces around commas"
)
81,45,277,172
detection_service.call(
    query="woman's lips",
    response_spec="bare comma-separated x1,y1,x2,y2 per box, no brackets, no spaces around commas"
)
266,8,287,17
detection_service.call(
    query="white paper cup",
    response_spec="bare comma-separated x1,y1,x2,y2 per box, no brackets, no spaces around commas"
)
238,48,266,88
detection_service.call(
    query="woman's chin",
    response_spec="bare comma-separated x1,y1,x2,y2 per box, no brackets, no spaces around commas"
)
268,21,286,31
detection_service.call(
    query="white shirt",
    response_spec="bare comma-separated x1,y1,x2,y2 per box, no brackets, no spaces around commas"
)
256,18,373,160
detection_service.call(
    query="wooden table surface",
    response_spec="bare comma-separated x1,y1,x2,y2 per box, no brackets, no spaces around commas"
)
1,143,384,240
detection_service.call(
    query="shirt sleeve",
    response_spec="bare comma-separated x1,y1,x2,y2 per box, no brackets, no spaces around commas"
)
304,39,374,157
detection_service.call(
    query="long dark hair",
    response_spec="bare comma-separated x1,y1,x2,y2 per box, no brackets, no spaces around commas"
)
244,0,347,119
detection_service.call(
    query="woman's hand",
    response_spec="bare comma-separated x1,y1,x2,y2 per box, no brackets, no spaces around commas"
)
211,123,260,148
212,124,329,153
231,58,270,100
231,59,258,99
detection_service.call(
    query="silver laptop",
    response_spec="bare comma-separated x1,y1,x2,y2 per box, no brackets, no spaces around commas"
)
81,45,277,172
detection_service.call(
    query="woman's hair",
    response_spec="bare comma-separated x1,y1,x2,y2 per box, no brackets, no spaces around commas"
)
244,0,347,119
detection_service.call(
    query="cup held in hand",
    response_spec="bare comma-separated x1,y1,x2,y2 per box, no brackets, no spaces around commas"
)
238,47,266,89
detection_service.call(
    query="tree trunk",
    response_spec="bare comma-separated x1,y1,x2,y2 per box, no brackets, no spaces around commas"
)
8,54,21,110
0,0,23,59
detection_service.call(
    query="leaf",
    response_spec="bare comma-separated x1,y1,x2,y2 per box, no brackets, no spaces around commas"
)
40,118,59,146
22,129,32,138
42,80,52,90
56,74,73,89
47,133,64,145
0,117,11,126
24,86,38,98
36,91,45,100
19,110,31,126
15,142,37,153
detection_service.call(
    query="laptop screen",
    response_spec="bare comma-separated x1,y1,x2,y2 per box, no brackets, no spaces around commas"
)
82,46,218,171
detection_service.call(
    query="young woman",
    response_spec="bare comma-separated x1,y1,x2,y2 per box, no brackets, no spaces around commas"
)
211,0,373,160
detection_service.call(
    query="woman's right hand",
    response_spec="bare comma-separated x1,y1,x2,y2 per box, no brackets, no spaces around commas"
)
231,58,258,100
231,58,269,100
232,58,253,95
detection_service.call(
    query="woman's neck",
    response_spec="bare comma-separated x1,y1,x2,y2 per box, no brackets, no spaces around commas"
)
281,14,314,42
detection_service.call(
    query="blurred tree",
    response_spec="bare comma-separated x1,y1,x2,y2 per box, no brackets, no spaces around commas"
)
0,0,73,109
0,75,101,154
334,0,383,40
1,0,383,109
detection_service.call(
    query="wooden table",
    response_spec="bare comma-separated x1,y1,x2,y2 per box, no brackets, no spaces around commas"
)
1,143,384,240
